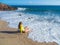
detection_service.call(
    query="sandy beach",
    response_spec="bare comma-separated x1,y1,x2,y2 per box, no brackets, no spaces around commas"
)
0,19,58,45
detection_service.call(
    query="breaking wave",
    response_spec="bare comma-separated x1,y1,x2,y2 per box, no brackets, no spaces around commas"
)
17,7,26,11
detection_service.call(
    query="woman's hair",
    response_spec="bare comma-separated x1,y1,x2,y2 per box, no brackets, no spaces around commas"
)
18,22,22,29
19,22,22,25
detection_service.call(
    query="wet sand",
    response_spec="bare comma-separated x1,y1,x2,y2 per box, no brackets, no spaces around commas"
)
0,20,58,45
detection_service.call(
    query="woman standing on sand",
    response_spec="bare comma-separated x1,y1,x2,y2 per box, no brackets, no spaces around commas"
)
18,22,30,33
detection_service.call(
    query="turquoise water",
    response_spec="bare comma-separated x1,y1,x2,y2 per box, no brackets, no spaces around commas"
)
12,5,60,16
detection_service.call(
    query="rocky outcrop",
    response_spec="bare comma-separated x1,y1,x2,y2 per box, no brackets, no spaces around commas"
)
0,3,17,11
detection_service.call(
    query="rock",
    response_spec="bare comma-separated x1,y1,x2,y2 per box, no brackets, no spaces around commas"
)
0,3,17,11
28,17,33,19
19,14,22,16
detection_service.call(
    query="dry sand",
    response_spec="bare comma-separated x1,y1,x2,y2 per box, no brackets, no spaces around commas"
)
0,20,58,45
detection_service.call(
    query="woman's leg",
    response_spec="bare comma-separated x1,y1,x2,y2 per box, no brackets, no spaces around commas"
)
24,26,30,33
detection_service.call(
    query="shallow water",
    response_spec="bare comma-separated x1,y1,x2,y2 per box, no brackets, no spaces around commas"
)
0,10,60,45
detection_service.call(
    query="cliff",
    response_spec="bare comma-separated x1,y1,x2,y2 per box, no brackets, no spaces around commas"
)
0,3,17,11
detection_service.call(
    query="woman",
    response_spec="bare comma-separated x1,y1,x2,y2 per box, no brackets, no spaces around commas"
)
18,22,30,33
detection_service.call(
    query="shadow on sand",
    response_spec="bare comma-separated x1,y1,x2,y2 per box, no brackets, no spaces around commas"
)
0,30,20,34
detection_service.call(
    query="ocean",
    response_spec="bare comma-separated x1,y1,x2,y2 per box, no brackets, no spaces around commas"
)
0,5,60,45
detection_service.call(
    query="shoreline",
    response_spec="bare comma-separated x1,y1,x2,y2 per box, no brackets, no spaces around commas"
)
0,19,58,45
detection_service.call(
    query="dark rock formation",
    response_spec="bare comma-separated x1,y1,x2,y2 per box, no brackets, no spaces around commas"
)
0,3,17,11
